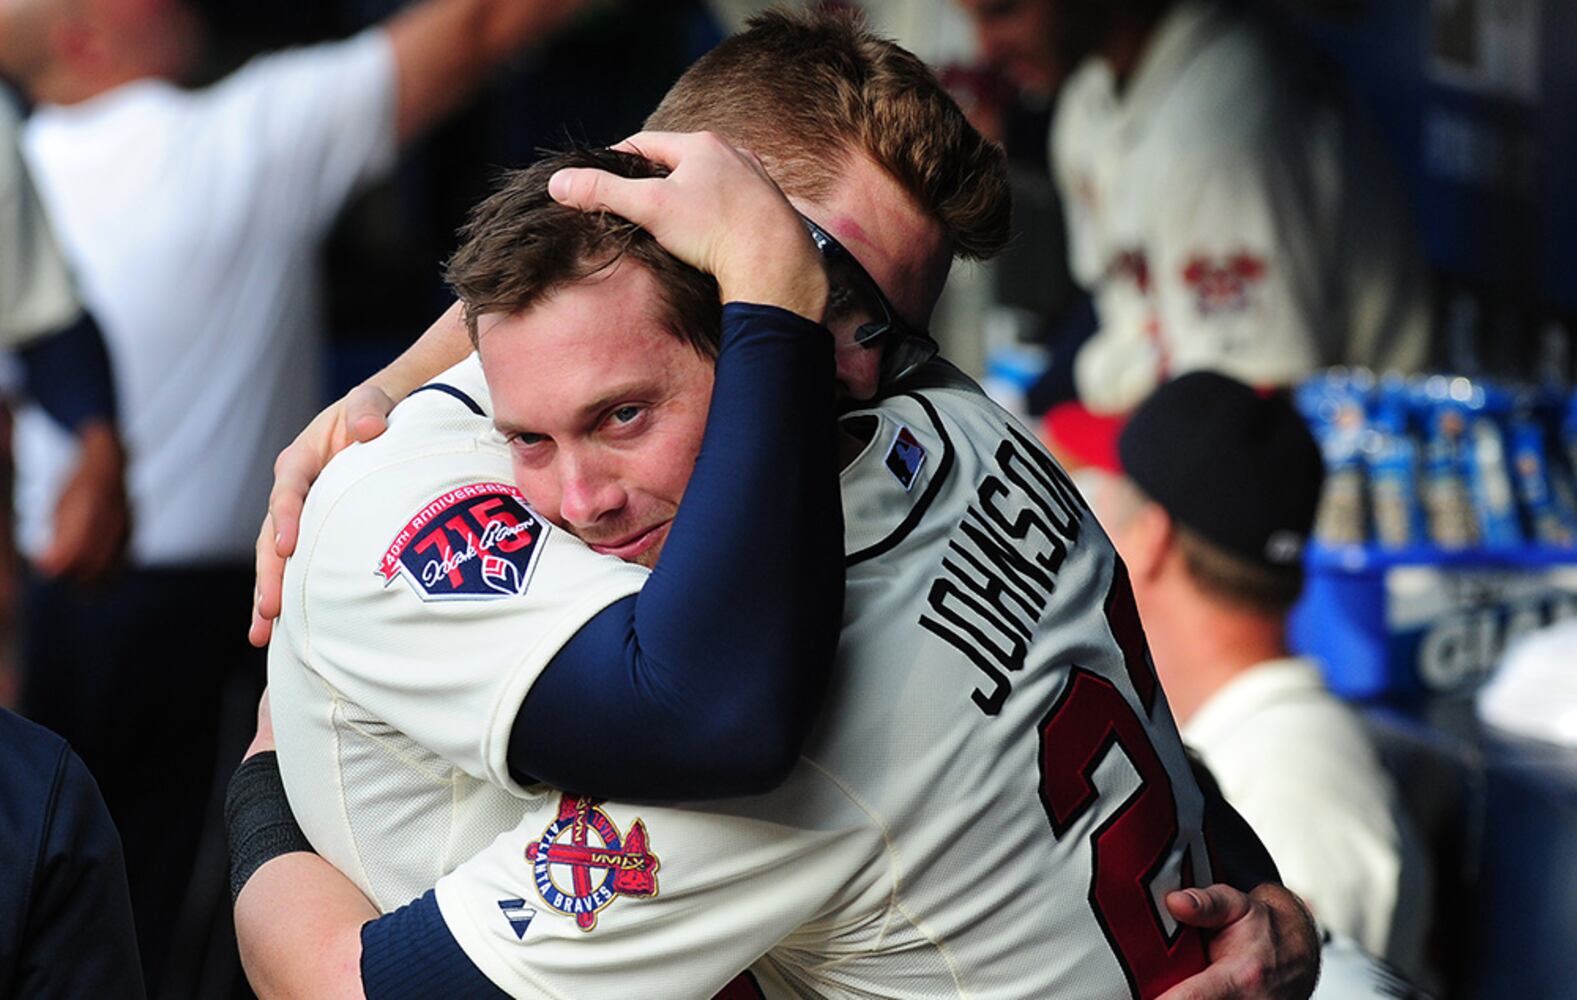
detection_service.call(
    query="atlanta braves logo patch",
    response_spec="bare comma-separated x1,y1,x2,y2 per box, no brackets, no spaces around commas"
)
884,425,927,491
526,794,660,932
378,483,546,601
1182,252,1266,317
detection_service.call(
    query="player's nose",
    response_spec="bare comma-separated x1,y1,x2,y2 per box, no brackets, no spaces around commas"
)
556,451,627,529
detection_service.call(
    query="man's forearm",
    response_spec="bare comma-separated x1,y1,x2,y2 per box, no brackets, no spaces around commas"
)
236,854,374,1000
365,300,472,403
386,0,593,142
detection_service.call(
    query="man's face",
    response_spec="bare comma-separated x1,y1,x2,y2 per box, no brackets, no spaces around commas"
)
955,0,1097,96
481,154,951,565
479,262,713,569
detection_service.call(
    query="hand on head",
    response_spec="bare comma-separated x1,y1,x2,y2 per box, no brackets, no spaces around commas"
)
547,130,828,323
249,383,395,648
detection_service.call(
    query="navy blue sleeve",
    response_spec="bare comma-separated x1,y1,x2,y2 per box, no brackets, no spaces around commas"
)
15,311,118,431
361,890,509,1000
15,742,144,999
508,302,844,801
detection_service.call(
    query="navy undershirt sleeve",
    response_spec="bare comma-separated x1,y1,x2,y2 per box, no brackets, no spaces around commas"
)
507,302,844,801
16,311,118,432
361,890,509,1000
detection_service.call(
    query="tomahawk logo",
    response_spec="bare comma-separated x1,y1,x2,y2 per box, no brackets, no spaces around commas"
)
526,794,660,932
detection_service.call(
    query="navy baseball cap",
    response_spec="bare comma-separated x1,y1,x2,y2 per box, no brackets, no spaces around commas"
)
1116,371,1324,568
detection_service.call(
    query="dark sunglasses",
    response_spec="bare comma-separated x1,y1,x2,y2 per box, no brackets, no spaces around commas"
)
800,216,939,387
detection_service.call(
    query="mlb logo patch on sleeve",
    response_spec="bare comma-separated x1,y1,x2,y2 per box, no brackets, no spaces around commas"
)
884,425,927,491
377,483,548,601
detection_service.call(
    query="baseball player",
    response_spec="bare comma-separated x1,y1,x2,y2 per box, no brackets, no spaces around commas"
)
959,0,1430,466
236,144,1314,1000
233,11,1318,990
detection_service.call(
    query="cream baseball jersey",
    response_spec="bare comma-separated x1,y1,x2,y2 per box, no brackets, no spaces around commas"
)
1051,0,1429,415
269,354,649,911
430,364,1215,999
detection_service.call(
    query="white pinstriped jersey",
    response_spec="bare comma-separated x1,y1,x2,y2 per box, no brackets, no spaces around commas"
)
432,363,1216,999
269,355,648,911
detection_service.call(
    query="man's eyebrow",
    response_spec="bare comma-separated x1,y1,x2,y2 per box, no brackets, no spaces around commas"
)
492,383,652,438
492,415,532,438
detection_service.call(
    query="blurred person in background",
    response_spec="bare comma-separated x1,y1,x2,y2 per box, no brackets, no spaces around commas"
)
1,80,140,1000
0,89,126,614
955,0,1431,469
1095,370,1435,984
0,0,592,991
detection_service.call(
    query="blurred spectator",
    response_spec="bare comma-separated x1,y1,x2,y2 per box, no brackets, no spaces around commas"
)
0,0,590,991
956,0,1431,467
1095,370,1434,981
0,706,142,998
1,90,127,597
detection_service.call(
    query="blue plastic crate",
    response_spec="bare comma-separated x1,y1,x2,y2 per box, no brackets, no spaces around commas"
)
1289,544,1577,699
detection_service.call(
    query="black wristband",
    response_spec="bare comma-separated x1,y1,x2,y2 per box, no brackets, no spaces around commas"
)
225,750,314,902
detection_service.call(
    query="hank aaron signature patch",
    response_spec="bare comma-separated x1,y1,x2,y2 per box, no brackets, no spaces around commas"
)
378,483,547,601
884,425,927,491
526,794,660,932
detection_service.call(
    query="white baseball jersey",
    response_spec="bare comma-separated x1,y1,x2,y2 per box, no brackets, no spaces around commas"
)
269,354,648,911
17,30,396,566
1052,0,1429,415
0,94,80,351
1184,658,1433,980
429,363,1216,999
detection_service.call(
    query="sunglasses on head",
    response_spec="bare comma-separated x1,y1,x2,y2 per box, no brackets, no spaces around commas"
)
800,216,939,388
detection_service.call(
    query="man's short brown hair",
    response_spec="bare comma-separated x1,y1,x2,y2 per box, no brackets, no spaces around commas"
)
645,7,1010,261
444,148,721,357
1176,527,1305,618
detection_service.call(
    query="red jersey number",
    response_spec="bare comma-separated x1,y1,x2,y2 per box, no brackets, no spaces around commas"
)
1038,564,1207,998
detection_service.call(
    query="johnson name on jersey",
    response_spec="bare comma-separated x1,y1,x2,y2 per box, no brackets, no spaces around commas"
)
433,363,1216,999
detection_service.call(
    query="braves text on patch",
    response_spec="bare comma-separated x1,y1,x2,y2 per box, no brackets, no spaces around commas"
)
496,898,537,940
378,482,547,601
885,425,928,491
525,794,660,932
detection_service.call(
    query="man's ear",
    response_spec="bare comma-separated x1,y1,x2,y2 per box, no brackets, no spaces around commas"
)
1123,501,1173,583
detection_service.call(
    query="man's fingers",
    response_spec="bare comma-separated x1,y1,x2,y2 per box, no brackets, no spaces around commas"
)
547,167,657,222
1166,885,1255,929
268,446,319,558
607,130,694,165
1153,963,1240,1000
255,514,283,608
248,607,273,649
345,384,395,443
